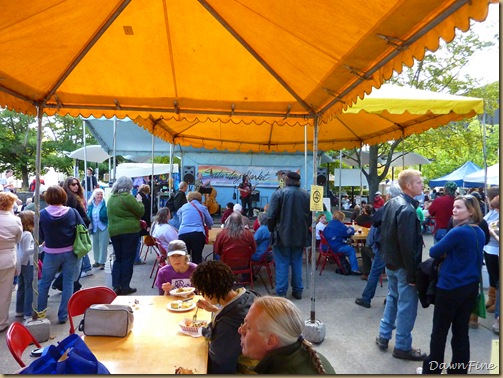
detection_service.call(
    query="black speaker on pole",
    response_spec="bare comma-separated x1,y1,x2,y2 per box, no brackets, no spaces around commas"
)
316,168,328,186
182,166,195,184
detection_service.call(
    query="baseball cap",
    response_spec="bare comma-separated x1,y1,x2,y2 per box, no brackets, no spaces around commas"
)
375,191,382,195
167,240,188,257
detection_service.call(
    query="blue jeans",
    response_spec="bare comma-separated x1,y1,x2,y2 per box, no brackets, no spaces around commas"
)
379,267,419,351
92,227,109,265
273,246,303,296
361,249,386,304
111,232,140,290
335,244,359,272
82,254,92,272
16,264,34,317
38,251,78,322
135,239,142,263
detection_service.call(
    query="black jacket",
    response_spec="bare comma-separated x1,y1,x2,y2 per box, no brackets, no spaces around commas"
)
380,193,423,284
173,190,187,212
267,183,310,248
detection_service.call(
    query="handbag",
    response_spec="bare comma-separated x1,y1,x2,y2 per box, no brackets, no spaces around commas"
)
20,334,110,374
78,304,134,337
190,202,209,244
416,257,442,308
73,209,92,258
470,225,487,319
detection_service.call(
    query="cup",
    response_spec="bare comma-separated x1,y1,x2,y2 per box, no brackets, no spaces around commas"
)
358,229,362,234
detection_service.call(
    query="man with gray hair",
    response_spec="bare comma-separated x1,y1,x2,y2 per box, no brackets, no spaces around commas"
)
375,169,425,361
355,182,401,308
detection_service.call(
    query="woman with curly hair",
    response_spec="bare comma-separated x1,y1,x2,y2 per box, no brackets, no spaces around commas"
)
190,260,256,374
239,296,335,374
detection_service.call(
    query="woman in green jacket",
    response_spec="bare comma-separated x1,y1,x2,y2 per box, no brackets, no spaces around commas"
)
107,176,144,295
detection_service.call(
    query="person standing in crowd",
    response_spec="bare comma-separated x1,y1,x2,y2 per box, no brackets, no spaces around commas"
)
373,191,385,209
487,205,500,335
81,167,98,200
134,184,152,265
3,169,16,193
418,195,485,374
169,181,188,230
15,210,35,320
267,171,310,300
253,212,271,262
151,208,179,251
376,169,425,361
87,188,109,270
155,240,196,295
239,296,335,374
177,191,213,264
323,211,361,275
0,192,23,332
482,187,499,315
37,185,82,324
427,181,457,243
238,175,254,217
107,176,144,295
356,182,401,307
191,260,257,374
63,177,93,278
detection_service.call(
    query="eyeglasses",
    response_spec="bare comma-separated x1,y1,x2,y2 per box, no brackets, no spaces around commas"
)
70,182,79,186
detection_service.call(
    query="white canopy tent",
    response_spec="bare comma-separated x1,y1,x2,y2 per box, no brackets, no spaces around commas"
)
463,163,499,187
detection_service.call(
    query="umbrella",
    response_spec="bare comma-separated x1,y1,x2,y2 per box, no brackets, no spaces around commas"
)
67,145,111,163
463,163,499,187
388,152,431,168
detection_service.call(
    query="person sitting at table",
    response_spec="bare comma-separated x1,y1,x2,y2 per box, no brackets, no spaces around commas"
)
315,213,328,250
190,260,257,374
214,212,256,262
322,211,361,275
253,204,269,231
155,240,197,295
151,207,178,251
252,212,271,262
350,204,361,222
356,204,373,228
239,296,335,374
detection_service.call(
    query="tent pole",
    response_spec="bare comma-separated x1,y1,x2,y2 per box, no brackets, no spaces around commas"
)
169,143,174,194
151,128,155,221
338,150,342,210
309,117,318,322
482,104,488,213
83,120,87,182
112,117,117,181
304,125,308,191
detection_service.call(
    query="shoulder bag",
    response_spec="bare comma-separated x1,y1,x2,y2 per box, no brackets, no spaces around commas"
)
78,304,134,337
470,225,486,319
72,209,92,258
190,202,209,244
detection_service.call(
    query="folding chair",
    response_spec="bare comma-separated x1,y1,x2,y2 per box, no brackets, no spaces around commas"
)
316,230,347,275
140,235,157,262
252,248,274,289
151,242,168,288
221,246,254,289
6,322,41,367
67,286,117,334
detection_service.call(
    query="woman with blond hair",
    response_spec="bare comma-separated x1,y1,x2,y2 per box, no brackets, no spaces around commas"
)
177,191,213,264
239,296,335,374
87,188,109,270
0,192,23,332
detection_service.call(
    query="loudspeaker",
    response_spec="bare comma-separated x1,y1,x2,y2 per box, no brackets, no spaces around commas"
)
317,168,328,186
182,166,195,184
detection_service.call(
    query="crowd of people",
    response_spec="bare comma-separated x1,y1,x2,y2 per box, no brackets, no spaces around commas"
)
0,166,498,374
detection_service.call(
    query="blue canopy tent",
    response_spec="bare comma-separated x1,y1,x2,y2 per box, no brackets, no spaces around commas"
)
428,161,481,187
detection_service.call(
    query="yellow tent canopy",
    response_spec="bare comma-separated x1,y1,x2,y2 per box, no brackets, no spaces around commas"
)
0,0,492,129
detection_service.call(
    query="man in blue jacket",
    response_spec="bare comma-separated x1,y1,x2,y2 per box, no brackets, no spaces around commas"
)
267,171,310,299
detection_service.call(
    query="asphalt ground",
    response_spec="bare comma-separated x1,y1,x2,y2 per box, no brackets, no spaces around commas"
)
1,230,499,375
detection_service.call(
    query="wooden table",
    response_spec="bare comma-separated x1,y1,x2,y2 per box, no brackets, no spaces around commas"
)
83,295,210,374
207,227,221,244
351,226,369,242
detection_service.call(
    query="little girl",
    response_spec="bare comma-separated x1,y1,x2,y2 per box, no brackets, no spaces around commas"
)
16,210,35,320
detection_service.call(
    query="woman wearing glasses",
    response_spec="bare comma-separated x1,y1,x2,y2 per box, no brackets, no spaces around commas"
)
419,195,485,374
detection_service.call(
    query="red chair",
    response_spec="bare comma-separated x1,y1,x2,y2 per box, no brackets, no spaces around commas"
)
316,230,347,275
252,247,274,289
221,246,254,289
6,322,42,367
68,286,117,334
151,242,168,288
140,235,157,262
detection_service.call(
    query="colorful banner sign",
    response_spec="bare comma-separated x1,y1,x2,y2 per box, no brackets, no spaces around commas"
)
197,165,300,188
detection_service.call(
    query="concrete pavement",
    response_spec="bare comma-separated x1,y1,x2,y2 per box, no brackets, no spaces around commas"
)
1,233,499,374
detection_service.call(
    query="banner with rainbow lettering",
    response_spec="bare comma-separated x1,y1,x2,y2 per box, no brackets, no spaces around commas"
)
197,165,300,188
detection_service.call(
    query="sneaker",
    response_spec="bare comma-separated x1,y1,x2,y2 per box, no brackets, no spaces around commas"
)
292,292,302,300
393,347,426,361
351,270,362,275
355,298,371,308
375,336,389,351
416,367,423,374
92,262,101,268
80,271,93,277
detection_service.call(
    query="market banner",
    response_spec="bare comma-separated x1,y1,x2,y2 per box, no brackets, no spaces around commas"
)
198,165,300,188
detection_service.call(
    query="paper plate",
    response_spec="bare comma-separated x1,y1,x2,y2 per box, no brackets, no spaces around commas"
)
167,301,196,312
169,287,196,297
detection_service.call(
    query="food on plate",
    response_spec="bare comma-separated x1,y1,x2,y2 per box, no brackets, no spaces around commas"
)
175,367,194,374
176,287,193,293
183,318,208,328
170,300,192,310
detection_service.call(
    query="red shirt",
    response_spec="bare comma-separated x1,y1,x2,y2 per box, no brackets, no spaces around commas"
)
213,228,256,258
428,195,455,231
373,196,385,209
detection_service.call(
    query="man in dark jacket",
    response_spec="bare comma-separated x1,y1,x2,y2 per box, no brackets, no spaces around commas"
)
376,169,426,361
267,171,310,299
168,181,188,229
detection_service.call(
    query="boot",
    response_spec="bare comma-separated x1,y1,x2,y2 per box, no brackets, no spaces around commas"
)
486,286,496,313
469,314,479,329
